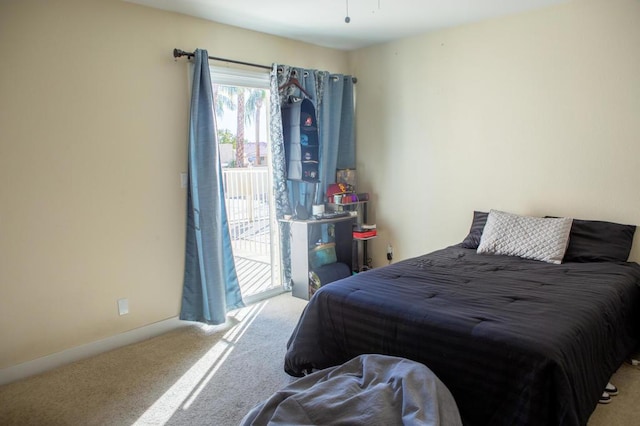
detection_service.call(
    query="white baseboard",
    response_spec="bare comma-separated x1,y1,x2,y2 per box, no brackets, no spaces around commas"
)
0,316,187,386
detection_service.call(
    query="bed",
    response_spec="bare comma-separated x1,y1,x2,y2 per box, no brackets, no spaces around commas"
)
284,210,640,425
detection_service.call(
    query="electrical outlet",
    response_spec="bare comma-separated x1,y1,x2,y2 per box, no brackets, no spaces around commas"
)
387,243,393,262
117,298,129,316
180,172,188,189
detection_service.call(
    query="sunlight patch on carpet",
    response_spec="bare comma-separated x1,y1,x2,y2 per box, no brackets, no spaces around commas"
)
132,299,269,425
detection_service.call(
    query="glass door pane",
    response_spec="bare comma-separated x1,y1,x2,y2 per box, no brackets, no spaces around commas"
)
213,80,282,302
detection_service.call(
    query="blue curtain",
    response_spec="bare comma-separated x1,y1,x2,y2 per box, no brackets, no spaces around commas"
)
269,64,356,287
274,66,355,207
318,75,356,200
180,49,244,325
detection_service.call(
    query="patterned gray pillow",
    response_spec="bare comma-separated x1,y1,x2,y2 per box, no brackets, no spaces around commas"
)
477,210,573,264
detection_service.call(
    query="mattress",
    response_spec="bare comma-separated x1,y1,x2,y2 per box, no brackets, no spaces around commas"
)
284,246,640,425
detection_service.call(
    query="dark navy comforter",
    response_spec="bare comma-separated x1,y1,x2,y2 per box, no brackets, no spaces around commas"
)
284,246,640,425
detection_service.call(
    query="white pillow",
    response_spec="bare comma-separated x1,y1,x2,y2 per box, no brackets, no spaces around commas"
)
477,210,572,264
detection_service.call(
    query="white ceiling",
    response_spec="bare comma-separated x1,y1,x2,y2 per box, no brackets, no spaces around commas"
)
127,0,568,50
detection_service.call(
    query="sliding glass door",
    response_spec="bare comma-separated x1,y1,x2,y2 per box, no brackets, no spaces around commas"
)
210,67,283,303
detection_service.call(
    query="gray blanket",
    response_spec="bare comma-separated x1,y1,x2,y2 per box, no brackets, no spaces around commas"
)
240,354,462,426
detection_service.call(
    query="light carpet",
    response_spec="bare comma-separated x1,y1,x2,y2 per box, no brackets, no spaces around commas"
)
1,292,638,425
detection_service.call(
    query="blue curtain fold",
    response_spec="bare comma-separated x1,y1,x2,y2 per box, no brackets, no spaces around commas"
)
336,76,356,170
317,75,344,199
180,49,244,325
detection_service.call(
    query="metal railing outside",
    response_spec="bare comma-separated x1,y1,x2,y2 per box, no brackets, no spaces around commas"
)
222,167,271,259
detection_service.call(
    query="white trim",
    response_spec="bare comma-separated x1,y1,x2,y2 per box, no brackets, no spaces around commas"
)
243,288,286,306
210,65,270,88
0,317,188,386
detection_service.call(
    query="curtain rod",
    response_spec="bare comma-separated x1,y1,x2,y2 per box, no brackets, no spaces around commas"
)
173,48,357,83
173,48,272,70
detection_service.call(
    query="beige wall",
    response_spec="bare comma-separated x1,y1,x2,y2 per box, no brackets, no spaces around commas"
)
0,0,348,369
350,0,640,265
3,0,640,371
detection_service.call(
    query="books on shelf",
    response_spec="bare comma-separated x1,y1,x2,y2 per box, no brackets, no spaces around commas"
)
353,230,377,239
353,223,377,239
